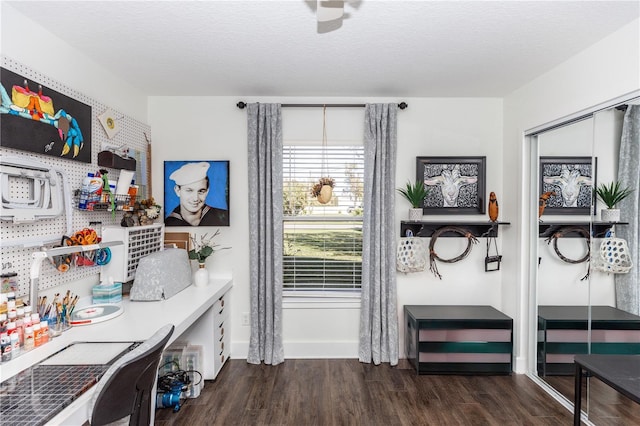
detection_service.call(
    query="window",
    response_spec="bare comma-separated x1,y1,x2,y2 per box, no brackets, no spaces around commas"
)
283,145,364,296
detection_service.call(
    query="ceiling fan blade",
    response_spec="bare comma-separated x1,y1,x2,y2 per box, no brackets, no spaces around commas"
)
317,0,344,22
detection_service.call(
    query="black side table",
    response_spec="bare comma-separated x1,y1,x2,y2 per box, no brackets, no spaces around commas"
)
573,354,640,425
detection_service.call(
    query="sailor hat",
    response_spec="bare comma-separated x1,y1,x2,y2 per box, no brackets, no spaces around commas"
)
170,162,210,186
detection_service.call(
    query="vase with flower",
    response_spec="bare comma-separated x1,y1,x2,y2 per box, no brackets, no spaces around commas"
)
188,230,229,287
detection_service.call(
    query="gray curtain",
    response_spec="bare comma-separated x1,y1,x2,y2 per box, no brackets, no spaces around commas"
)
247,103,284,365
359,103,399,365
615,105,640,314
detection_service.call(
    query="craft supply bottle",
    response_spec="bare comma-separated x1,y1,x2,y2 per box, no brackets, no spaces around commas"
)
23,326,34,351
31,313,40,328
31,314,41,346
6,321,17,357
0,313,7,333
1,332,11,361
23,310,32,334
40,320,49,344
11,332,20,357
33,323,42,347
79,172,94,209
7,310,16,326
6,300,16,315
6,321,16,340
79,173,103,210
16,307,24,346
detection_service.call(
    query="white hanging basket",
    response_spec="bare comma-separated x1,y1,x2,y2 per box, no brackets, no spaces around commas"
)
592,236,633,274
397,237,427,273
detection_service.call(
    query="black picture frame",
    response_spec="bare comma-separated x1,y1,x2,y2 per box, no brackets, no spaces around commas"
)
539,156,596,215
1,67,92,163
164,160,230,227
416,156,486,214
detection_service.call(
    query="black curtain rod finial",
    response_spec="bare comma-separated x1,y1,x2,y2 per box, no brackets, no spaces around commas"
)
237,101,247,109
398,102,408,110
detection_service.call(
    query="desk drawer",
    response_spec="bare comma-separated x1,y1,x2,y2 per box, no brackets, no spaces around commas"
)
213,331,230,377
214,318,227,343
213,294,229,321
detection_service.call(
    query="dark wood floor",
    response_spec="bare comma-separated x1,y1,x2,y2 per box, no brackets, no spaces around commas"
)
155,359,576,425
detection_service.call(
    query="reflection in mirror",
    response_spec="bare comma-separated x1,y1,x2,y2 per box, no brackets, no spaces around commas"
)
582,105,640,423
532,103,640,424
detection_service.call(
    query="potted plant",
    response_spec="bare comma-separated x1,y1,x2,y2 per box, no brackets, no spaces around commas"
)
188,230,229,287
595,181,634,222
397,180,428,221
311,177,335,204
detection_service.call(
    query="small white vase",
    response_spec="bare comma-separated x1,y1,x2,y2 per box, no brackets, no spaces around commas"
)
408,208,423,221
601,208,621,222
194,263,209,287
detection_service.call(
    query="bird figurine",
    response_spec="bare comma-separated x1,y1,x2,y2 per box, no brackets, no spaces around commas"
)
539,191,556,218
488,191,499,222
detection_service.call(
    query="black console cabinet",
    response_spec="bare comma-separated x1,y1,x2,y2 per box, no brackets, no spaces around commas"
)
404,305,513,375
537,305,640,376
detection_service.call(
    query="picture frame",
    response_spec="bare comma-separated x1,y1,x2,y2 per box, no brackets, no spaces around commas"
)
164,232,190,250
164,160,230,227
539,156,596,215
416,156,486,214
1,67,92,163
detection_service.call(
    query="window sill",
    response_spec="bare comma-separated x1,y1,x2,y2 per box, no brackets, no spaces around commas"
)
283,292,361,309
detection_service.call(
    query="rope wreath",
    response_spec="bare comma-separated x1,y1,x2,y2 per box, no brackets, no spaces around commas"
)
544,226,590,264
429,226,478,279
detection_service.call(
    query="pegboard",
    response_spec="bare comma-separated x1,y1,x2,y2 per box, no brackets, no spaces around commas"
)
0,56,152,301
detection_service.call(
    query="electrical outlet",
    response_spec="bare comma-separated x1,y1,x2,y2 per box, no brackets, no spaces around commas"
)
241,312,250,326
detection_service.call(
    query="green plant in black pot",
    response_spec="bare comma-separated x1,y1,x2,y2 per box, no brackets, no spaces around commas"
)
397,180,428,221
595,181,633,222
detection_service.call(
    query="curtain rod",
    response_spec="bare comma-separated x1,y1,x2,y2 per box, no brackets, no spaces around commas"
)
236,101,408,110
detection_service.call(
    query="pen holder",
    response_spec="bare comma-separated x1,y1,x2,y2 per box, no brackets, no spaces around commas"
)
48,316,71,338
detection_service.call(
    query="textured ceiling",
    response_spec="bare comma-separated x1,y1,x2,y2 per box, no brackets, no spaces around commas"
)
5,1,640,97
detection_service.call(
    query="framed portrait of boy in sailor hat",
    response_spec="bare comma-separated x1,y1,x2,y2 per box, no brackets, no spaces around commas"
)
164,160,230,227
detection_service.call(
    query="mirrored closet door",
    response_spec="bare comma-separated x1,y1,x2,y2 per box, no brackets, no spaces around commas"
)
528,95,640,424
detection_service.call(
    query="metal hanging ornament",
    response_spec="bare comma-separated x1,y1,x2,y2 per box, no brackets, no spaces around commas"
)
485,236,502,272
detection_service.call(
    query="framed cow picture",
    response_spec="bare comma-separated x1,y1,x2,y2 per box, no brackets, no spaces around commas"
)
539,156,596,215
416,156,486,214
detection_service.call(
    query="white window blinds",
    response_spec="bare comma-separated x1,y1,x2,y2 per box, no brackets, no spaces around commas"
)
283,146,364,293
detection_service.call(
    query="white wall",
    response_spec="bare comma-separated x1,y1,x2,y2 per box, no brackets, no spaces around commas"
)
1,3,147,123
149,96,504,359
503,18,640,372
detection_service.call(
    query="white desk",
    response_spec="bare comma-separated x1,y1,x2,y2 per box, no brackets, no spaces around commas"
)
0,276,232,425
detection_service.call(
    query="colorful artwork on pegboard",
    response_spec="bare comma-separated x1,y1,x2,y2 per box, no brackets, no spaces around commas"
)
0,67,92,163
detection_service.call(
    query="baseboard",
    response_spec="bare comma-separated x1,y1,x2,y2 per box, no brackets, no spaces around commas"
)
231,340,359,359
514,356,527,374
